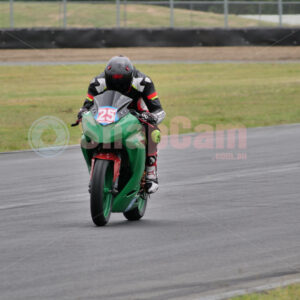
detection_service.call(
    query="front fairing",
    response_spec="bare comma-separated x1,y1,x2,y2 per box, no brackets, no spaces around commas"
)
82,90,144,145
82,111,143,145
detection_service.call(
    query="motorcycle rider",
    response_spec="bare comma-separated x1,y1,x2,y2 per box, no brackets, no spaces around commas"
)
77,55,166,194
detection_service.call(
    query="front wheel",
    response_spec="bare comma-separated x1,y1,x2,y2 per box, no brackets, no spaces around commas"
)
123,194,148,221
90,160,113,226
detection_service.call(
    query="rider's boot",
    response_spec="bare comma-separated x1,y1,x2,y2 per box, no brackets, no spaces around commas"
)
145,156,159,194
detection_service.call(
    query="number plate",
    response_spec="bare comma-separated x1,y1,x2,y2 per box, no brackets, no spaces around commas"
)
95,106,118,125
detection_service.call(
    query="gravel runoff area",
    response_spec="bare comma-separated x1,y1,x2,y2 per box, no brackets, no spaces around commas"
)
1,47,300,63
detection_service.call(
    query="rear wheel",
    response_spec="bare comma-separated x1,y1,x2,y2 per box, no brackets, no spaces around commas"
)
90,160,113,226
123,193,148,221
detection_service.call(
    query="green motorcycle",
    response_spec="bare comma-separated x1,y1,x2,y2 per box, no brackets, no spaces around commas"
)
72,90,156,226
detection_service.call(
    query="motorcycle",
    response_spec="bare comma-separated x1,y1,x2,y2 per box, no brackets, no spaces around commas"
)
72,90,160,226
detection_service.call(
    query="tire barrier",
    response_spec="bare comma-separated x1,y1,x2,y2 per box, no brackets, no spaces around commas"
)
1,27,300,49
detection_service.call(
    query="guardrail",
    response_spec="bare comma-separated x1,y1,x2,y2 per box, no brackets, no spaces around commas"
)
1,0,300,29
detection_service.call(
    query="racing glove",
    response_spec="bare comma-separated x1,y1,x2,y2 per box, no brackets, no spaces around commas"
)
77,107,89,120
140,112,158,125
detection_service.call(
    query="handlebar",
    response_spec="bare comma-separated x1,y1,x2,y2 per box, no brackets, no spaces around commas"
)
129,110,155,128
71,112,155,128
71,118,82,127
129,109,141,118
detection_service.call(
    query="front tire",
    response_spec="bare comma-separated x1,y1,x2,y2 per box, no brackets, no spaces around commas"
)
90,160,113,226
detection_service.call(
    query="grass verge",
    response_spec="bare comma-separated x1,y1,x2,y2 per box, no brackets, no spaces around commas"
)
230,283,300,299
0,63,300,151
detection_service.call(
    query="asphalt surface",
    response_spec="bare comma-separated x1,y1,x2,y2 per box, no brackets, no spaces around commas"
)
0,124,300,300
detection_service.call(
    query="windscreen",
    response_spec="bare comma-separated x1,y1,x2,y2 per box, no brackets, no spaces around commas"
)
91,91,133,125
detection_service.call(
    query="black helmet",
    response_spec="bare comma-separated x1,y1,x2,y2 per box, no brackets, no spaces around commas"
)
105,56,134,94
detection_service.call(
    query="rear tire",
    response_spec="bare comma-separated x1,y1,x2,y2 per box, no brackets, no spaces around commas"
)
90,160,113,226
123,194,148,221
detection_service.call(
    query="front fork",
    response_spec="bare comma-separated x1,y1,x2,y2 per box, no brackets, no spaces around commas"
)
90,153,121,195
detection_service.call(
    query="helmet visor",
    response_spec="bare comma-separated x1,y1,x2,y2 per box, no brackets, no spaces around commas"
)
107,74,132,94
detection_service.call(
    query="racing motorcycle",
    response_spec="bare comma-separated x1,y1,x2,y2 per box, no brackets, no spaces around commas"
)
72,90,160,226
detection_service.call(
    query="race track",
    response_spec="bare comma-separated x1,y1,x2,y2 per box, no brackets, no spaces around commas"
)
0,124,300,300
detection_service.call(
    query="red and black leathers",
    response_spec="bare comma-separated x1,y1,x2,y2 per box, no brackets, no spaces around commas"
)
81,68,165,123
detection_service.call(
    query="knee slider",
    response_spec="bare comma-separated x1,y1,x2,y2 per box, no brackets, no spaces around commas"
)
151,129,161,144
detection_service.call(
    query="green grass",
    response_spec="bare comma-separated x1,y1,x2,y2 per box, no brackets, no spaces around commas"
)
0,2,274,28
230,283,300,300
0,63,300,151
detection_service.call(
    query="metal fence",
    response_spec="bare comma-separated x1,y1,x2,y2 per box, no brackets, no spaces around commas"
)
1,0,300,28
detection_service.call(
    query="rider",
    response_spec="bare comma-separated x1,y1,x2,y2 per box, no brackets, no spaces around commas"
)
77,55,166,194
